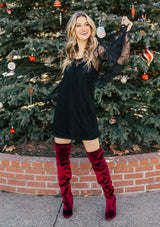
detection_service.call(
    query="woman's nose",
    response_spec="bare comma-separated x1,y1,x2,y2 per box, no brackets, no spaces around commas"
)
81,25,86,31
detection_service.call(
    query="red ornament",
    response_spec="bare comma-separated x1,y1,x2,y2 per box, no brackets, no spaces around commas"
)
7,8,12,14
54,0,61,7
29,56,36,62
52,34,57,39
141,73,148,81
142,47,154,66
10,127,15,134
0,3,7,8
131,5,135,18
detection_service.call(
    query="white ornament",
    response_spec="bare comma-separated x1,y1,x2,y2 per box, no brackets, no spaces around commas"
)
97,26,106,38
8,62,16,71
0,102,3,109
121,76,127,84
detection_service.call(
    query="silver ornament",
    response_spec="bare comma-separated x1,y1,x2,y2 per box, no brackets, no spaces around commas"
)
121,76,127,84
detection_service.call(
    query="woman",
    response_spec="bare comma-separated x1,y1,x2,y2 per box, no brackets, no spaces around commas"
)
53,11,132,220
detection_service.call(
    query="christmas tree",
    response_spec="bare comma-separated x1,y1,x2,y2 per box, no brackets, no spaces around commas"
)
0,0,160,151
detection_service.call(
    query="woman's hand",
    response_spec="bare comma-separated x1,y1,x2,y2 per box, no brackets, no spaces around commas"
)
121,16,133,32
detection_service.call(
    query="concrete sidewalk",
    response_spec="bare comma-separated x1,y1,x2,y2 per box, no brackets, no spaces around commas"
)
0,191,160,227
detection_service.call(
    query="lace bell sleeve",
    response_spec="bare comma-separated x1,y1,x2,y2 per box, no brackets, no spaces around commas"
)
44,80,62,104
94,25,130,88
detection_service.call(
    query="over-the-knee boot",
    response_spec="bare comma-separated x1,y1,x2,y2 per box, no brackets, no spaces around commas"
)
86,147,116,220
54,142,73,218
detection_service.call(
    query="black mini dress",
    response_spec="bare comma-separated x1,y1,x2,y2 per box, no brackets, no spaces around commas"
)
52,26,130,140
53,58,101,140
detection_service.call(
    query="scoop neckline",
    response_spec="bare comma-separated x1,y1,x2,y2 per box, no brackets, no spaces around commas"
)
75,57,84,60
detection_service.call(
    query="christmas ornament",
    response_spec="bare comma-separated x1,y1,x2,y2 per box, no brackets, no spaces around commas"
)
10,126,15,134
29,55,36,62
8,54,16,71
53,1,62,26
30,86,33,96
54,0,61,8
8,62,16,70
97,26,106,38
131,5,135,18
52,34,57,39
7,8,12,14
140,30,146,35
59,12,62,25
0,102,3,109
142,47,154,66
138,14,146,22
97,19,106,38
109,118,116,125
113,75,129,82
150,23,158,31
58,48,64,67
138,9,146,22
120,76,127,84
0,3,7,8
141,73,148,80
29,84,33,105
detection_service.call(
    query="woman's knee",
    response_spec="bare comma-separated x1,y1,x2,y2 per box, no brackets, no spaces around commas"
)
82,138,100,153
54,137,71,144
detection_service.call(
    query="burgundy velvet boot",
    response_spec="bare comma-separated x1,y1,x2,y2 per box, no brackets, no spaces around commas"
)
54,142,73,218
86,147,116,220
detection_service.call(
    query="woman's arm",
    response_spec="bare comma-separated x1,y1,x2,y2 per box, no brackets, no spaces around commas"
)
117,16,132,65
94,16,132,88
117,30,130,65
44,80,62,105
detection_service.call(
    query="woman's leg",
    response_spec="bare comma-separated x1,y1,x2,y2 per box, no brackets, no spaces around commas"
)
54,137,73,218
55,137,71,144
82,138,116,220
82,137,100,152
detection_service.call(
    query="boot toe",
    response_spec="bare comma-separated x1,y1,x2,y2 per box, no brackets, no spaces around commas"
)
63,209,73,218
105,210,116,220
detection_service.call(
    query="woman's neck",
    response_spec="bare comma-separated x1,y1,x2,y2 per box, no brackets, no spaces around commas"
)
76,40,87,59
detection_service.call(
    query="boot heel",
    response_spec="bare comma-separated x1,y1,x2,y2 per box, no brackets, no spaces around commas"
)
105,195,116,220
63,193,73,218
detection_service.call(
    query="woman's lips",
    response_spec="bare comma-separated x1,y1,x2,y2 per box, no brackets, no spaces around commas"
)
80,32,87,35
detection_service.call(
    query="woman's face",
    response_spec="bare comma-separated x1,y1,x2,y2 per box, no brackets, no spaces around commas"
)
74,16,91,42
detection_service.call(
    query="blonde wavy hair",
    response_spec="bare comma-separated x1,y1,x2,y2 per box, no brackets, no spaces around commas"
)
62,11,98,72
